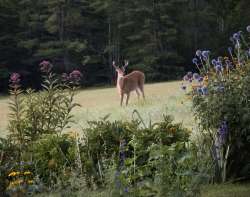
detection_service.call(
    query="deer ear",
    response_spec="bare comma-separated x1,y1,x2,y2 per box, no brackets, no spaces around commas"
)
123,60,129,70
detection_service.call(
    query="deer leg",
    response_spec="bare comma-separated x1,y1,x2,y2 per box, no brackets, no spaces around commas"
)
126,93,130,106
136,89,140,100
139,85,145,100
120,93,124,106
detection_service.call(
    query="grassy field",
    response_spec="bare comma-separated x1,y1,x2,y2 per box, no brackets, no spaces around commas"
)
0,81,193,137
201,183,250,197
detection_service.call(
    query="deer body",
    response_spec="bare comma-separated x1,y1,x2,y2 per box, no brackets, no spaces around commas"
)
113,61,145,106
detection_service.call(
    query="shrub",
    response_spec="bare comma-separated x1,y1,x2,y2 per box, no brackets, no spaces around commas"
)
8,61,81,155
79,112,211,196
182,26,250,182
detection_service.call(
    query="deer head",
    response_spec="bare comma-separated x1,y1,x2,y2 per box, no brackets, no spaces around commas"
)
112,61,128,76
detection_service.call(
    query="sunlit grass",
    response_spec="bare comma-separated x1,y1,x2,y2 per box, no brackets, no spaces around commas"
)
201,183,250,197
0,81,193,137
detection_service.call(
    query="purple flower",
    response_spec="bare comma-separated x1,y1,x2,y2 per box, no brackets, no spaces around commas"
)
197,87,203,95
228,47,233,56
225,60,233,68
69,70,83,84
193,73,200,80
233,32,240,41
187,72,193,79
247,25,250,33
211,59,217,66
196,50,202,57
183,75,189,81
124,187,129,193
198,77,203,83
202,50,210,60
192,58,198,65
9,73,21,86
39,60,52,73
215,65,223,73
218,121,228,145
201,87,208,95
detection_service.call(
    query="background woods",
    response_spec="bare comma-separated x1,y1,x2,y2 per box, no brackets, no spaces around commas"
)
0,0,250,91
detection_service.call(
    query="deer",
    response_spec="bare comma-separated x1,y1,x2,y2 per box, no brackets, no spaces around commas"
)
112,60,145,106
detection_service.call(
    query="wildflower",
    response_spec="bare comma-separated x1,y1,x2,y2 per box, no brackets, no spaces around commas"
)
233,32,240,41
24,171,32,176
247,25,250,33
225,60,233,69
201,87,208,95
183,75,189,81
8,171,21,177
187,72,193,79
215,64,223,73
218,121,228,145
193,73,200,80
197,87,203,95
27,180,34,184
202,50,210,60
69,70,83,84
196,50,202,57
9,73,21,87
228,47,233,56
198,76,203,83
192,58,198,65
39,60,52,73
211,59,217,66
124,187,129,193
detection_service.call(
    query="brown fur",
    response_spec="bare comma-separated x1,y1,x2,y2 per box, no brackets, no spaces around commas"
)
115,69,145,106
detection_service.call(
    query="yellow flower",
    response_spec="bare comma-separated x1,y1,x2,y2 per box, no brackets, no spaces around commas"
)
9,179,24,187
27,180,34,184
8,171,21,177
24,171,32,176
169,127,176,133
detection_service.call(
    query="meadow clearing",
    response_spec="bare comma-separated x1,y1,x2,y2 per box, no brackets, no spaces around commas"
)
0,81,193,137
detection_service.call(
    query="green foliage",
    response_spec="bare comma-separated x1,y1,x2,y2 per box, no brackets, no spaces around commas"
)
78,114,211,196
184,26,250,182
8,68,80,149
30,134,78,186
193,64,250,181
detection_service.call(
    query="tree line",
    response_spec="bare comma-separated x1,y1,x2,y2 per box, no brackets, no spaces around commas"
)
0,0,249,91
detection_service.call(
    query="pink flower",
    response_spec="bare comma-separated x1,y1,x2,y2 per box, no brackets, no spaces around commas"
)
9,73,21,85
69,70,82,84
39,60,52,73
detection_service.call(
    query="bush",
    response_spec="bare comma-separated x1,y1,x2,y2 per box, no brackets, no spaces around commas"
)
182,27,250,182
79,113,211,196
